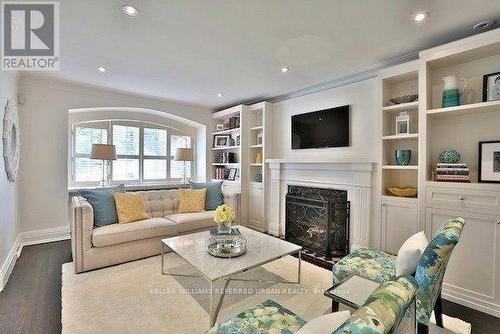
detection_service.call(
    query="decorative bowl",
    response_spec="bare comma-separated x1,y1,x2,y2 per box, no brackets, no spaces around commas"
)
389,94,418,105
439,149,460,164
207,236,246,258
388,187,418,197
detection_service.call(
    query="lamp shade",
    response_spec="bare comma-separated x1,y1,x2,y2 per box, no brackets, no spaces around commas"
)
174,148,194,161
90,144,117,160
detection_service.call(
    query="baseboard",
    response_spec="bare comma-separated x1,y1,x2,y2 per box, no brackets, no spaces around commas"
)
0,234,22,292
20,226,71,249
0,226,71,291
442,286,500,318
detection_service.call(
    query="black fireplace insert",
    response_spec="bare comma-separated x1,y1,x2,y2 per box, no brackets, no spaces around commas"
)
285,185,350,259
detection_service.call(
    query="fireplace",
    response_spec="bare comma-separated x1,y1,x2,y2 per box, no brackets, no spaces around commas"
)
285,185,350,260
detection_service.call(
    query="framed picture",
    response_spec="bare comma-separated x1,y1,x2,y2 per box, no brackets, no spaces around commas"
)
483,72,500,102
227,168,237,181
478,140,500,183
216,124,224,131
214,135,230,148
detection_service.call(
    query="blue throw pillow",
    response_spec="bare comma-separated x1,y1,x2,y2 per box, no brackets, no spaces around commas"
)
190,181,223,210
80,184,125,227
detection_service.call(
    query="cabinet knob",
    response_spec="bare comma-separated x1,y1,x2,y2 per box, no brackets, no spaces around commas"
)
382,204,386,207
458,196,464,201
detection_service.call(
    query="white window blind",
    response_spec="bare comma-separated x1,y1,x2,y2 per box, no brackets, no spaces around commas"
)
112,125,140,181
143,127,167,180
170,135,191,179
74,126,107,182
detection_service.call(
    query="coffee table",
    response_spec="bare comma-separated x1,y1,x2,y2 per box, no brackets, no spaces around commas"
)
161,226,302,327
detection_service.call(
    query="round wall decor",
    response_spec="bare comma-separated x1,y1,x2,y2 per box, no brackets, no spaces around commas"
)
3,99,20,182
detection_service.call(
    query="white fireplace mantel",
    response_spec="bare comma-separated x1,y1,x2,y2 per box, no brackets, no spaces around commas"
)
265,159,376,249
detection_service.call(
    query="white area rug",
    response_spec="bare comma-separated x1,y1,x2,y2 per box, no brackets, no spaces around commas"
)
61,254,470,334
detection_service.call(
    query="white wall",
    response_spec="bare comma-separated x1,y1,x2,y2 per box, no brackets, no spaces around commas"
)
270,78,382,246
17,75,212,233
0,72,19,270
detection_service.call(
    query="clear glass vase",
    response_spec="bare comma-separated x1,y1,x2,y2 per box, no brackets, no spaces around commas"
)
217,220,232,234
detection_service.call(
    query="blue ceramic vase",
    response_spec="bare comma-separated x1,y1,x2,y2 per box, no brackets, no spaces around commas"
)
395,150,411,166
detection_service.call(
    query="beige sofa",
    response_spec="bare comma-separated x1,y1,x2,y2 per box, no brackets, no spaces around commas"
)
70,189,239,273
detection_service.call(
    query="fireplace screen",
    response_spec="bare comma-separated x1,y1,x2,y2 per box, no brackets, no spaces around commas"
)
285,186,349,259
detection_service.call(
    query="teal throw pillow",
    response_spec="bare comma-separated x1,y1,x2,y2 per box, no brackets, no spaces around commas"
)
190,181,223,210
80,184,125,227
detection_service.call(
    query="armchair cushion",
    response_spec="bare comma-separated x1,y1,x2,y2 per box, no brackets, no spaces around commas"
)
206,299,306,334
395,231,428,276
332,248,396,285
296,311,350,334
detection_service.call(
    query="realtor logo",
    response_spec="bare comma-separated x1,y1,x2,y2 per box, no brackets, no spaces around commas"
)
2,1,59,70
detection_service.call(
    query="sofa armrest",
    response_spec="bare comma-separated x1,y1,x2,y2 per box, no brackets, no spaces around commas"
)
71,196,94,273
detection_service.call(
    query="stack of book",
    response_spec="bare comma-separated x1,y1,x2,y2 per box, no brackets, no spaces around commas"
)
214,167,229,180
435,163,471,183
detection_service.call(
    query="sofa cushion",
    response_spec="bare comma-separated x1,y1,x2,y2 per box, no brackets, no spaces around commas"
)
92,217,178,247
80,184,125,227
177,188,206,213
114,192,150,223
166,211,215,233
190,181,223,210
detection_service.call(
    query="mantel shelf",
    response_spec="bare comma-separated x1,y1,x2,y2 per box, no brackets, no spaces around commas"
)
427,100,500,118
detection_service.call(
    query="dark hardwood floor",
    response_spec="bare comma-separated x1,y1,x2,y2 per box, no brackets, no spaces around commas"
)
1,240,499,333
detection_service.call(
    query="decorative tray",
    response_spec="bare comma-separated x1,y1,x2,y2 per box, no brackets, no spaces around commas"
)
207,237,246,258
210,227,241,237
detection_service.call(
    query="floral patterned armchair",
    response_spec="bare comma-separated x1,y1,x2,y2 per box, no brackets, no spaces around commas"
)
206,276,418,334
331,217,465,333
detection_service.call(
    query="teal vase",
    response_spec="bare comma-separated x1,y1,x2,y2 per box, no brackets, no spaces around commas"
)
395,150,411,166
442,89,461,108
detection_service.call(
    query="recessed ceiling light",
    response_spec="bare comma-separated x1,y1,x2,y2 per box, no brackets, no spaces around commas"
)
281,67,289,73
413,12,429,22
122,5,139,17
473,20,496,31
97,66,107,73
217,93,223,98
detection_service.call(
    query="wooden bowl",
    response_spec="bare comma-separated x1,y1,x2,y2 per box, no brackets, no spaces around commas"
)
388,187,417,197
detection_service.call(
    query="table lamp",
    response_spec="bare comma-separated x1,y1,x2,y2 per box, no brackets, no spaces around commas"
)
90,144,117,188
174,148,194,184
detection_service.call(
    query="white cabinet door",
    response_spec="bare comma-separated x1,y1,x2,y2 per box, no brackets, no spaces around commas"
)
248,186,265,232
426,208,500,308
381,198,418,254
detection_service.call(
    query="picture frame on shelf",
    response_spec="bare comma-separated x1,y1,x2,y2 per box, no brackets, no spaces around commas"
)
478,140,500,183
214,135,230,148
216,124,224,131
482,72,500,102
227,168,237,181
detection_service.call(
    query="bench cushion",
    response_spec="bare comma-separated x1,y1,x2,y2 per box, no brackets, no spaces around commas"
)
92,217,178,247
166,211,216,233
332,248,396,285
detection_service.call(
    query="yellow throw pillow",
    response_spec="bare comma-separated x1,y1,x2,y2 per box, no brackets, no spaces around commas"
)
178,188,207,213
113,192,150,223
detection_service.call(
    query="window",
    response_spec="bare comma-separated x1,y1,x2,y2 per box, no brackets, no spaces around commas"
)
73,125,108,182
112,125,140,181
71,120,193,186
170,135,192,179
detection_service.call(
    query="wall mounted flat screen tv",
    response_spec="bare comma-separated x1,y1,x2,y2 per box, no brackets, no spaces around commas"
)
291,105,350,149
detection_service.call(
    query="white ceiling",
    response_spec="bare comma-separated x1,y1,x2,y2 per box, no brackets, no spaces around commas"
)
39,0,500,108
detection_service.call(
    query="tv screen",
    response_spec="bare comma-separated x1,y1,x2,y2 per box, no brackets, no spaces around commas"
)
291,105,350,149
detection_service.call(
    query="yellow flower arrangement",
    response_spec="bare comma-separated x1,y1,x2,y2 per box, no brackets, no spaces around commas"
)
214,204,236,228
